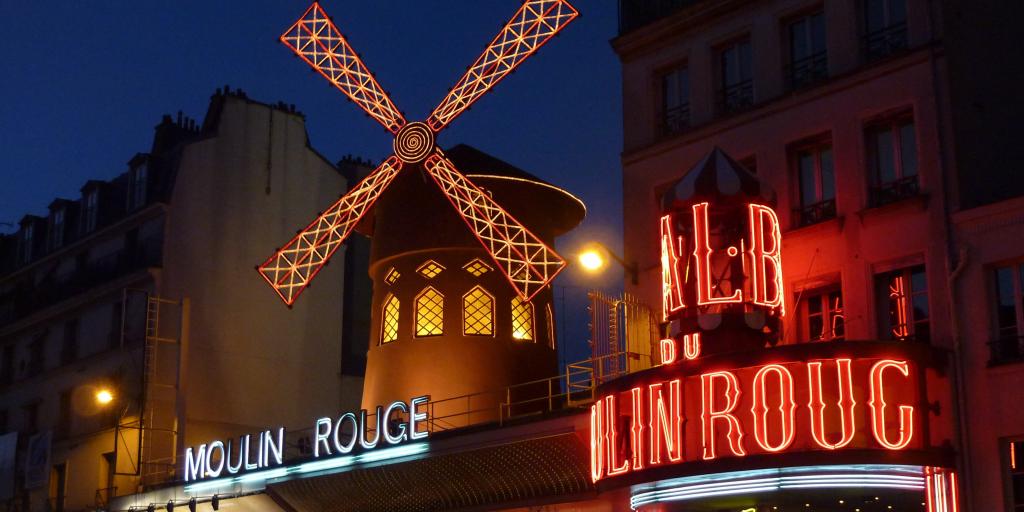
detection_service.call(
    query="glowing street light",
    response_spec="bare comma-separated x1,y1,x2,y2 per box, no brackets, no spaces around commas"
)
96,389,114,406
576,242,637,284
578,248,606,272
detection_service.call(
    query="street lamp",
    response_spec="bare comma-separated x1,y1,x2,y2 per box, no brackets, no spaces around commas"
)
95,388,114,406
576,242,638,284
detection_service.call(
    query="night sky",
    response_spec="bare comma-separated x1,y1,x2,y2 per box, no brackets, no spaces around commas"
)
0,1,624,363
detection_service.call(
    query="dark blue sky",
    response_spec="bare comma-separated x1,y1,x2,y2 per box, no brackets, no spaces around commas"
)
0,1,624,362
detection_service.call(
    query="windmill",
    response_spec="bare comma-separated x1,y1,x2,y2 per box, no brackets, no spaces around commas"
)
258,1,580,306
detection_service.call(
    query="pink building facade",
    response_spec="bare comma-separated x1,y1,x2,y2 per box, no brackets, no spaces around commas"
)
614,0,1024,510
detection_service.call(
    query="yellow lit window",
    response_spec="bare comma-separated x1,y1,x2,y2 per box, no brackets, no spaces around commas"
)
381,293,399,344
463,258,492,277
511,296,535,341
384,267,400,285
415,287,444,337
416,260,445,279
463,286,494,336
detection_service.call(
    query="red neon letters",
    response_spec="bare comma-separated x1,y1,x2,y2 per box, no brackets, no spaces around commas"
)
747,204,785,313
590,358,919,482
693,203,742,306
660,215,685,318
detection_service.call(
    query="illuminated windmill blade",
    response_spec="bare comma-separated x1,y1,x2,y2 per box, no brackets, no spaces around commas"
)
258,156,403,305
423,151,566,301
425,0,579,132
281,2,406,133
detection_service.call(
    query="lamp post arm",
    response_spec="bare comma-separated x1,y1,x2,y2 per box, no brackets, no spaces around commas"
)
593,241,638,285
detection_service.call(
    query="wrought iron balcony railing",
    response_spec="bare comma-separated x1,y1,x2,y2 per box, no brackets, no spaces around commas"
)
864,22,908,61
989,336,1024,366
870,175,920,207
795,198,837,227
662,103,690,135
787,51,828,90
718,80,754,115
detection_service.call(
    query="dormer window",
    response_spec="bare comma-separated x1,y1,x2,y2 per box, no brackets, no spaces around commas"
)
49,209,65,250
130,164,148,209
83,190,98,233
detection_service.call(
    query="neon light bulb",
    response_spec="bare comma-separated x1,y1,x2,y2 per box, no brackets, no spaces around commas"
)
701,371,746,460
630,387,645,471
693,203,742,306
660,338,677,365
807,359,857,450
660,214,686,317
747,204,785,314
751,364,796,452
869,360,915,450
590,400,604,482
682,332,701,360
605,394,629,476
648,379,683,465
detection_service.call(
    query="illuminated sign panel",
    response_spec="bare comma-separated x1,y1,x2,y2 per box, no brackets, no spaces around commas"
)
589,356,921,483
184,396,429,482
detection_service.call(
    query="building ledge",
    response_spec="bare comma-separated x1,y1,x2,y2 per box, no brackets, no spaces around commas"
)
782,215,844,243
855,193,929,227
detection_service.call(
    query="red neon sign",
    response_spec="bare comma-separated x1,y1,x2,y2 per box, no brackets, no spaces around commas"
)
660,215,685,318
590,357,920,482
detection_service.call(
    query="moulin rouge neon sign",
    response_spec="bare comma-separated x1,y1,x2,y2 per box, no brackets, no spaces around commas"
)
589,357,919,482
184,396,429,482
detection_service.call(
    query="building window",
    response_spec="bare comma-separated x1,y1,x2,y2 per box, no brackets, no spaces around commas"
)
50,462,67,512
867,116,918,206
57,390,72,438
416,260,445,279
61,319,79,365
660,64,690,134
384,267,400,285
863,0,908,60
991,264,1024,365
20,223,34,264
787,10,828,89
27,334,45,377
131,163,148,209
414,287,444,337
793,138,837,226
1008,440,1024,509
463,286,494,336
109,301,122,349
0,345,12,386
799,288,845,342
876,265,929,343
22,402,39,433
463,258,492,277
83,190,98,233
381,293,400,344
717,39,753,114
0,410,7,434
49,209,65,250
511,296,535,341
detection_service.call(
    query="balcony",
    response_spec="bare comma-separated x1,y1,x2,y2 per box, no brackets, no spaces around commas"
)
718,80,754,115
618,0,702,35
864,22,908,61
0,237,162,327
870,175,920,207
795,198,837,227
787,51,828,90
989,336,1024,366
662,103,690,135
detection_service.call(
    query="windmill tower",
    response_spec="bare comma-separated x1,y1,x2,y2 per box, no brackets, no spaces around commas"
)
260,2,582,421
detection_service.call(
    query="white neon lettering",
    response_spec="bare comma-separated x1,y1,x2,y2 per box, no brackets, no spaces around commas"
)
314,417,332,457
185,444,206,482
334,412,358,454
265,428,284,466
226,438,243,474
410,395,430,440
206,440,226,478
359,407,383,450
383,401,410,444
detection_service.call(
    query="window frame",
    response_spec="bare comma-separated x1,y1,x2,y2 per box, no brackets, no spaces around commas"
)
784,8,828,89
798,286,845,342
791,136,837,226
511,296,536,342
990,263,1024,365
131,163,148,210
414,286,444,338
83,190,99,233
380,293,400,344
658,62,691,136
716,37,754,114
462,286,495,337
50,208,65,250
866,114,920,206
876,265,929,343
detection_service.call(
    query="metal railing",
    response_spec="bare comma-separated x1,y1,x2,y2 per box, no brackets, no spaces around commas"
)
989,336,1024,366
864,22,908,61
795,198,837,227
662,103,690,135
787,51,828,90
718,80,754,114
870,175,920,207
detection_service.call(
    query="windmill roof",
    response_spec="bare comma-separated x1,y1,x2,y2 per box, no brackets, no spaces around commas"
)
660,147,776,210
